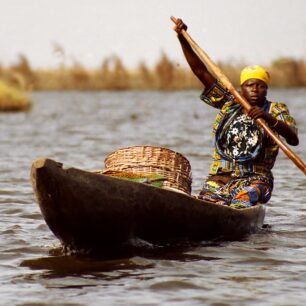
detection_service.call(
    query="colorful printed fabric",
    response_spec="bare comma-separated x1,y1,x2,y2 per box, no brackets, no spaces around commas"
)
200,80,297,177
217,110,262,162
198,174,273,209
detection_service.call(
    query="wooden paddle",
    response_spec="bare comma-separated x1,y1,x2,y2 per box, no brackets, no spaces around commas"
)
171,16,306,175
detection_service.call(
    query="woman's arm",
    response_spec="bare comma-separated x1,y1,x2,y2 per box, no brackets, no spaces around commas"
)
174,19,215,88
248,106,299,146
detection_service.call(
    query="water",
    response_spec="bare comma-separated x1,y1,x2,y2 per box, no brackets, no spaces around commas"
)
1,89,305,305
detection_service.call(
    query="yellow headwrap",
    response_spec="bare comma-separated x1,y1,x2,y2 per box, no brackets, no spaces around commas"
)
240,65,270,85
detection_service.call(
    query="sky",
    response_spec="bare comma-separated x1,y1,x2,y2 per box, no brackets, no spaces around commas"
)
1,0,306,69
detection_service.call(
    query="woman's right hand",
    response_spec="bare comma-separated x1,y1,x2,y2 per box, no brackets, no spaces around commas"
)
174,18,187,34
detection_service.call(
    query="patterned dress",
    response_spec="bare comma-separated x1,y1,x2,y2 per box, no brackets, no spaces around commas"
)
198,80,297,208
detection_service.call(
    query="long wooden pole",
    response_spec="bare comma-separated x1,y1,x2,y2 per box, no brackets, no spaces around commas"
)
171,16,306,175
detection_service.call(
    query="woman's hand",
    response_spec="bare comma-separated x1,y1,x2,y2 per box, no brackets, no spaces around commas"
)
247,106,299,146
247,106,265,120
247,106,278,127
174,18,187,35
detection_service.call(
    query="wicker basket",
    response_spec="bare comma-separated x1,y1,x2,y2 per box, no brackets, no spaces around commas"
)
103,146,192,194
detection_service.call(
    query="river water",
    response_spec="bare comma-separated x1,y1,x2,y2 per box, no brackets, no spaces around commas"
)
1,89,305,305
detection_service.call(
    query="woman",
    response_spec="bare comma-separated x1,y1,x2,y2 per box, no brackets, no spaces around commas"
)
174,19,299,208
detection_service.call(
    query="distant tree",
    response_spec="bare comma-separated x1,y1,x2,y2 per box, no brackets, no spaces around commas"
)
271,57,304,87
112,56,130,90
155,52,175,89
10,54,36,89
70,61,91,90
138,61,154,89
100,55,130,90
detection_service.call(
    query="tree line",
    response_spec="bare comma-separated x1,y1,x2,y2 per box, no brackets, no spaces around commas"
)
1,52,306,91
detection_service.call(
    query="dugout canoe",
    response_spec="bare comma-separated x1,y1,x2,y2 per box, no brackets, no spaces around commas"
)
31,158,266,253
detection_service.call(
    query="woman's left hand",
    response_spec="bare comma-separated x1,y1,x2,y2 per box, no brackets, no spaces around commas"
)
247,106,264,120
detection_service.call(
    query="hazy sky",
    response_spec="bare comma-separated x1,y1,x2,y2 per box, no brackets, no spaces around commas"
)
2,0,306,69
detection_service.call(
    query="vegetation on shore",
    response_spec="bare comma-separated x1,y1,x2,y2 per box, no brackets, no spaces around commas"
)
1,53,306,92
0,80,31,112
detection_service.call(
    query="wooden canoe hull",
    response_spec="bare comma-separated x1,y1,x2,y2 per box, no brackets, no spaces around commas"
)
31,158,266,252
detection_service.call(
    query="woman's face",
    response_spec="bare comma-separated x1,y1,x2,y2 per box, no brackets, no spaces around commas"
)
240,78,268,106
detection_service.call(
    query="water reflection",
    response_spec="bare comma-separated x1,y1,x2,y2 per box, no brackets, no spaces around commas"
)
20,241,223,279
21,256,154,280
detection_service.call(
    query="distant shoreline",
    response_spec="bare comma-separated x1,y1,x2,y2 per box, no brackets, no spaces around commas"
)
1,53,306,91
